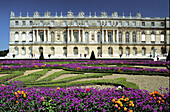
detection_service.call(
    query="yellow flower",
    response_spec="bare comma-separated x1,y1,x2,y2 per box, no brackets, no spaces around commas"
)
162,100,164,103
120,104,123,107
112,99,115,102
41,65,45,67
132,104,134,107
124,107,127,111
17,90,20,94
23,94,26,98
129,101,133,104
129,104,132,106
57,87,60,90
16,101,18,104
125,98,129,101
34,65,38,68
21,91,24,94
14,92,17,95
122,96,125,98
129,110,133,112
118,107,121,110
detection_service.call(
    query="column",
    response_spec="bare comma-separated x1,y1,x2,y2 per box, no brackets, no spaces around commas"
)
71,29,73,42
106,29,108,42
95,31,97,42
102,29,104,42
82,29,85,42
48,29,50,42
26,31,29,42
112,29,115,42
67,29,69,42
78,29,81,42
36,29,39,42
130,32,133,43
89,30,91,42
44,29,46,42
33,30,35,42
116,30,118,43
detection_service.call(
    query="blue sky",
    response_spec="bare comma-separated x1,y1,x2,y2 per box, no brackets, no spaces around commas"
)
0,0,169,51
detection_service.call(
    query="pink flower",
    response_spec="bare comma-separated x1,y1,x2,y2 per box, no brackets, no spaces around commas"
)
1,84,5,87
40,96,45,102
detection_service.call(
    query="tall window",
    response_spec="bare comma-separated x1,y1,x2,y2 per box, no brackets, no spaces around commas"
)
161,32,164,42
40,21,43,26
133,47,137,55
85,32,89,43
51,21,54,26
119,21,122,26
119,47,123,55
151,22,155,26
22,32,26,42
30,21,33,25
74,32,78,42
73,47,78,55
97,32,101,42
22,21,26,26
126,47,130,55
15,47,19,55
119,32,122,42
108,47,113,55
133,32,136,43
108,21,111,26
161,47,164,55
51,32,54,42
29,47,32,55
151,32,155,42
108,32,112,42
142,22,145,26
126,21,129,26
22,47,26,55
74,21,77,26
63,32,67,42
40,32,44,42
132,21,136,26
161,22,164,27
97,47,101,56
151,47,155,57
63,47,67,56
85,47,89,55
15,32,19,42
97,21,100,26
29,32,33,41
51,47,55,55
142,47,146,55
85,21,88,26
142,32,145,42
126,32,129,43
15,21,19,25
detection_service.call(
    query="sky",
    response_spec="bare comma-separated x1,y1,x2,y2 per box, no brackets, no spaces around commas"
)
0,0,169,51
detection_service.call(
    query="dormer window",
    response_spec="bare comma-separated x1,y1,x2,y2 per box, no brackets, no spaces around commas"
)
74,21,77,26
142,22,145,26
161,22,164,27
40,21,44,26
15,21,19,25
132,21,136,26
108,21,111,26
125,21,129,26
30,21,33,25
151,22,155,26
63,21,67,26
119,21,122,26
22,21,26,26
51,21,54,26
85,21,88,26
97,21,100,26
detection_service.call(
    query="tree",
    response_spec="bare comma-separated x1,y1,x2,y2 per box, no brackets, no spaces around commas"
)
90,51,96,60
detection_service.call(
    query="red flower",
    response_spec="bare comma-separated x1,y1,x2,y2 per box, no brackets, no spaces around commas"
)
86,88,90,92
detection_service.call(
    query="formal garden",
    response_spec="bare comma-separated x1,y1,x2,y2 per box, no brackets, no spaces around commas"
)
0,59,169,111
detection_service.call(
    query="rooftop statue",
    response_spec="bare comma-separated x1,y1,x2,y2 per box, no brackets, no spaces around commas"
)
10,11,15,17
34,11,40,17
67,10,73,17
112,11,118,17
101,11,107,17
44,11,51,17
136,11,141,18
78,11,84,17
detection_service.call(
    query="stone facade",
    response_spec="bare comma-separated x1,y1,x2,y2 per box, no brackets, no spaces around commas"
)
8,11,170,58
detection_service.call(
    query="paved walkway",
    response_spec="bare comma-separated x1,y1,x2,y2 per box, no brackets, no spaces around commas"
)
52,73,81,81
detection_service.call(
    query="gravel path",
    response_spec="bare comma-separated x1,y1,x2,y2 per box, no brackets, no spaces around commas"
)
36,69,62,81
72,74,169,92
0,74,9,77
52,73,81,81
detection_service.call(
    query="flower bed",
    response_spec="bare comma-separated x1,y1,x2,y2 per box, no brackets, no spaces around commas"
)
0,81,169,111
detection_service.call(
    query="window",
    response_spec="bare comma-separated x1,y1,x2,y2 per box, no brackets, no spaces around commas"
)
119,47,123,55
142,47,146,55
51,21,54,26
51,32,54,42
74,21,77,26
63,32,67,42
132,21,136,26
51,47,55,55
108,32,112,42
108,47,113,55
142,22,145,26
126,32,129,43
142,32,145,42
151,32,155,42
97,47,101,56
29,32,33,41
151,22,155,26
22,32,26,41
97,32,101,42
63,47,67,56
40,21,43,26
22,47,26,55
126,47,130,55
133,47,137,55
57,35,60,40
108,21,111,26
74,32,78,42
29,47,32,55
22,21,26,26
161,22,164,27
133,32,136,43
30,21,33,25
15,32,19,41
15,21,19,25
125,21,129,26
161,33,164,42
63,21,67,26
119,21,122,26
85,21,88,26
85,47,89,55
73,47,78,55
97,21,100,26
151,47,155,57
15,47,19,55
85,32,89,43
161,47,164,55
40,32,44,42
119,32,122,42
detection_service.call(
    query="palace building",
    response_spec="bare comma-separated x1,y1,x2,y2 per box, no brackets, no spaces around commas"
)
7,11,169,59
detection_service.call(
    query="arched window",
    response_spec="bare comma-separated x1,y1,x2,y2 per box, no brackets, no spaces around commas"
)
40,32,44,42
119,47,123,55
133,32,136,43
85,32,89,43
74,32,78,42
133,47,137,55
73,47,78,55
63,32,67,42
161,47,164,55
63,47,67,56
21,47,26,55
39,47,43,53
97,32,101,42
29,32,33,42
142,32,145,42
126,47,130,55
108,47,113,55
14,47,19,55
119,32,122,42
29,47,32,55
97,47,101,56
151,32,155,42
51,32,54,42
15,32,19,41
142,47,146,55
126,32,129,43
22,32,26,41
108,32,112,42
51,47,55,55
85,47,89,55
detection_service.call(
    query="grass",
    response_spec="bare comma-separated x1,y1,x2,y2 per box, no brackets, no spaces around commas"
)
43,61,82,65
